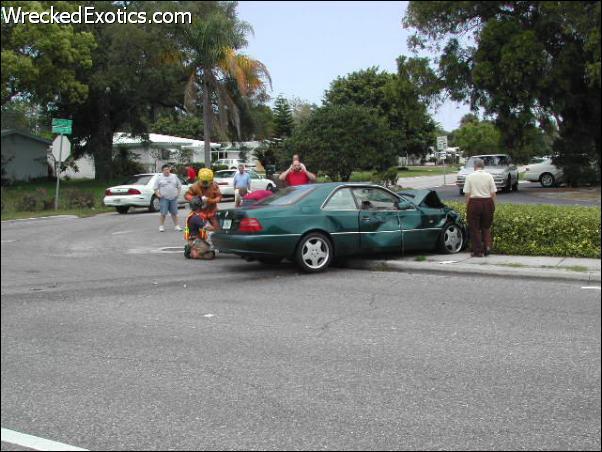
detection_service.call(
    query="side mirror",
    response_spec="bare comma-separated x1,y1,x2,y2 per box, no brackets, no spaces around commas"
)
397,200,414,210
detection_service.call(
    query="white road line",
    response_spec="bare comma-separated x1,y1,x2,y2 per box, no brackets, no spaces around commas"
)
111,230,133,235
581,286,601,290
1,215,78,223
1,428,88,451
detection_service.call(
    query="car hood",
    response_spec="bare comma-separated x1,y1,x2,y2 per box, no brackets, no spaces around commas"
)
396,189,433,206
457,167,506,176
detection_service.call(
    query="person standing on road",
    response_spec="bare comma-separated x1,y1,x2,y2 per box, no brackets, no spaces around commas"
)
186,165,197,184
463,157,496,257
233,164,251,208
185,168,222,231
153,164,182,232
279,158,316,186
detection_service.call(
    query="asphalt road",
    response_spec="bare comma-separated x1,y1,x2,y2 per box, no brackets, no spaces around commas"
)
1,212,601,451
433,183,601,207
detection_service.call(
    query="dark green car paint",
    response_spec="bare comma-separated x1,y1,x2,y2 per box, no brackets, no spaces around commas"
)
212,183,466,261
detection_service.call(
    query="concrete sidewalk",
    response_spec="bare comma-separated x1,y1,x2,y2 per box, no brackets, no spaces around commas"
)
346,252,601,283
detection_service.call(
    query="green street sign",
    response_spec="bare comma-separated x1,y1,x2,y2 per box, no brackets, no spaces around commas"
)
52,118,72,135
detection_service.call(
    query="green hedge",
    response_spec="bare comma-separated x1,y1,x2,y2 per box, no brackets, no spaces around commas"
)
446,201,601,258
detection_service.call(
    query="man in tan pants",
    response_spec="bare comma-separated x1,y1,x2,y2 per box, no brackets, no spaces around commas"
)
463,158,497,257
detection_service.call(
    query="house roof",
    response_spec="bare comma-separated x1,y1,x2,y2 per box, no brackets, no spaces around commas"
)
113,132,220,148
1,129,52,145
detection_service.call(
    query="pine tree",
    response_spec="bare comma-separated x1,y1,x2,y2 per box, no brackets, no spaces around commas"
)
273,96,294,138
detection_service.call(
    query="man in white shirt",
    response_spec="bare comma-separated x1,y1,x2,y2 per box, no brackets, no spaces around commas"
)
153,164,182,232
463,158,497,257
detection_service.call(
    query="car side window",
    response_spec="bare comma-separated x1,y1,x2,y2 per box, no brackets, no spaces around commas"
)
352,188,399,210
323,188,357,210
249,171,259,180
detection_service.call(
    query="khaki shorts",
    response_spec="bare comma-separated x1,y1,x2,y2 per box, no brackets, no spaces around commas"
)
234,188,248,205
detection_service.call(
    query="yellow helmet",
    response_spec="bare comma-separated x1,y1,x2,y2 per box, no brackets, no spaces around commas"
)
197,168,214,183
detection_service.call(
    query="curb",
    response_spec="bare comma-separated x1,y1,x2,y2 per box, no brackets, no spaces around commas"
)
346,259,602,283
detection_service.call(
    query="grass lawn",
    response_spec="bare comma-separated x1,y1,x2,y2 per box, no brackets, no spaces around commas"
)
1,178,118,220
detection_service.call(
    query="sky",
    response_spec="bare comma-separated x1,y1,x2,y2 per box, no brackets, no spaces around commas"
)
236,1,471,132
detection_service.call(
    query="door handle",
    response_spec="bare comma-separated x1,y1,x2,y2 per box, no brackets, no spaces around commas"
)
361,216,372,222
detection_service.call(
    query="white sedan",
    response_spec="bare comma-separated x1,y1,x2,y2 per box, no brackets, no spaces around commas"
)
103,173,191,214
214,169,276,197
523,157,564,187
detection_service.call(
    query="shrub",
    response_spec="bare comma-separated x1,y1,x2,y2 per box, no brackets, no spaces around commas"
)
64,189,96,209
446,201,601,258
371,167,399,186
16,194,39,211
211,164,229,172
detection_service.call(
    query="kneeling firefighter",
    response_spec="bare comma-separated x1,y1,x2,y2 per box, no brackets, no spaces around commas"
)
184,197,215,260
184,168,223,231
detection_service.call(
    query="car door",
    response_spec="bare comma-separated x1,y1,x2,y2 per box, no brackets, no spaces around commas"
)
248,170,263,191
177,176,189,203
396,200,436,252
321,187,361,254
351,187,401,253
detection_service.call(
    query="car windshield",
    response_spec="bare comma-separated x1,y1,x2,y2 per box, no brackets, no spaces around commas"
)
121,175,153,185
465,156,508,168
216,170,236,178
255,185,315,206
529,157,547,164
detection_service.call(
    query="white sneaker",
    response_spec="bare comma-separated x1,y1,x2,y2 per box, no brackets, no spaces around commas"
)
159,225,165,232
174,225,182,231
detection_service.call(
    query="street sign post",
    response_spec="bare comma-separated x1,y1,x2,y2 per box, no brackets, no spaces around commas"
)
436,135,447,151
52,118,72,135
52,133,72,210
436,136,448,185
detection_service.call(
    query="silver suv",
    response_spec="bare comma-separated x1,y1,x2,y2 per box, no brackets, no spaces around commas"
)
456,154,519,195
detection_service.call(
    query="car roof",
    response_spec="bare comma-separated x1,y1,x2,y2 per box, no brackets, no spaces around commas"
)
468,154,509,158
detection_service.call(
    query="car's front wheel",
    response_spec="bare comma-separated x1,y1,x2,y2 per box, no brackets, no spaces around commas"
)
116,206,129,214
296,232,333,273
149,195,160,212
540,172,555,188
439,223,464,254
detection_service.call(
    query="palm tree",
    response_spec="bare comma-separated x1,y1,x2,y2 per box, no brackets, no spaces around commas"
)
180,6,271,166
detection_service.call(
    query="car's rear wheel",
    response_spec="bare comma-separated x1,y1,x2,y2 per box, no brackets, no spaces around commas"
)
512,177,519,192
439,223,464,254
540,172,555,188
503,175,512,193
149,195,160,212
266,183,276,192
296,232,333,273
116,206,129,214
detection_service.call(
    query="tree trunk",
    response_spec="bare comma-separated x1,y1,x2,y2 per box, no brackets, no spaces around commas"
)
91,92,114,181
202,75,212,167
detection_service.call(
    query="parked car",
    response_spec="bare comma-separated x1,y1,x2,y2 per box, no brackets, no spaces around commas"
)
523,156,564,188
456,154,519,195
212,183,467,273
103,173,190,214
214,158,245,169
213,169,276,197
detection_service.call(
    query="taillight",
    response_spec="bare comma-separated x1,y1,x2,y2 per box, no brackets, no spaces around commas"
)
239,218,263,232
105,189,111,196
127,188,141,195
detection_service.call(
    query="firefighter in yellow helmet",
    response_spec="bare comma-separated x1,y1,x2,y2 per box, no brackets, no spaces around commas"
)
184,167,222,231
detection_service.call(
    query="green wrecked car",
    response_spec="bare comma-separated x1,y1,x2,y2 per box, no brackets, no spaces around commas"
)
213,183,467,273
